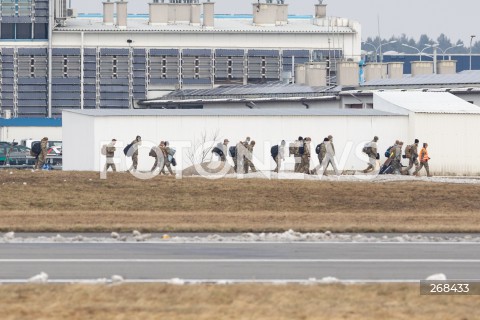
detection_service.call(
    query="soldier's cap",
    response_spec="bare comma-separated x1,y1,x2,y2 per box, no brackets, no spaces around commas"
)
224,139,229,143
43,137,48,140
324,137,329,142
415,139,419,143
374,136,379,141
136,135,141,140
328,135,333,140
112,139,117,142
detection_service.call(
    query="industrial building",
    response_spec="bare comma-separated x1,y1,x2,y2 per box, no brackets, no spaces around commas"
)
63,91,480,176
0,0,362,118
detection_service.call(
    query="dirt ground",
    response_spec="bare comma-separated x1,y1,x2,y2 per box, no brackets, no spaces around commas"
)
0,283,478,320
1,171,480,232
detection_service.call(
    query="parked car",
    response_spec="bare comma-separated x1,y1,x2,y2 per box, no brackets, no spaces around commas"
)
0,143,34,166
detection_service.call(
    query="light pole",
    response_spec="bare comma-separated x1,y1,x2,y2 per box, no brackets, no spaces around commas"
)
362,40,396,63
470,35,476,70
424,44,439,74
437,44,464,60
402,43,422,61
362,42,378,62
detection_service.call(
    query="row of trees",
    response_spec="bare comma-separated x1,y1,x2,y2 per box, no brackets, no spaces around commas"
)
362,34,480,55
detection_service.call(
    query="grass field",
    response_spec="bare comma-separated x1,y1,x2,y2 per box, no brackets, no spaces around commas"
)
1,283,478,320
1,171,480,233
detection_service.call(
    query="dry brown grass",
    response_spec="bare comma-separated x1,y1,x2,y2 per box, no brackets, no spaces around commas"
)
1,170,480,232
0,284,478,320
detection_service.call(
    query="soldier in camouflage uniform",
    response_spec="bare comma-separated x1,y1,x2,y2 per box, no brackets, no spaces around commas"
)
129,135,141,172
244,140,257,173
300,137,312,174
274,140,286,173
363,136,379,173
105,139,117,172
151,141,164,172
293,136,304,173
36,137,49,170
160,141,174,175
402,139,419,175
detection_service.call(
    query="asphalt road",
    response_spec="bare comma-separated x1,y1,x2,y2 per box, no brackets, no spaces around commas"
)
1,242,479,283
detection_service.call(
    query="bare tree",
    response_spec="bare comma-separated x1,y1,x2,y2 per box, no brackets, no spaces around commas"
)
186,129,220,166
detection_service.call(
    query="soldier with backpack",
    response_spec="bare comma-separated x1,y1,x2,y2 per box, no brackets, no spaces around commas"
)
321,135,340,176
126,136,141,172
402,139,419,175
160,141,175,175
300,137,312,174
244,140,257,174
212,139,229,162
33,137,48,170
271,140,286,173
293,136,304,173
103,139,117,172
362,136,379,173
150,141,164,172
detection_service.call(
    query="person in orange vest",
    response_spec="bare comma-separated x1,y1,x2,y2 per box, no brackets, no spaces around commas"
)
414,143,432,177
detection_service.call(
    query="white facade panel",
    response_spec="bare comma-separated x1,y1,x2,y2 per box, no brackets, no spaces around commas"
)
412,113,480,175
53,32,359,59
62,112,95,171
0,127,62,143
63,112,407,172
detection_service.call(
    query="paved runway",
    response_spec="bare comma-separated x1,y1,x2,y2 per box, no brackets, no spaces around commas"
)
1,242,479,283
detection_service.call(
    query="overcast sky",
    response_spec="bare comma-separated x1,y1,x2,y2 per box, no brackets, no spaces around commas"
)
72,0,477,45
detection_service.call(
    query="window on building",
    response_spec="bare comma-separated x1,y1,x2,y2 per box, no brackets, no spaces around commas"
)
0,23,15,39
33,23,48,39
16,23,32,39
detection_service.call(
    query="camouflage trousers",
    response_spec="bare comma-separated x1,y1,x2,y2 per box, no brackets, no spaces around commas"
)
36,153,46,169
105,157,116,172
404,157,419,174
131,154,138,170
294,156,302,172
244,158,256,174
300,155,310,174
160,162,174,175
414,161,430,176
274,156,282,173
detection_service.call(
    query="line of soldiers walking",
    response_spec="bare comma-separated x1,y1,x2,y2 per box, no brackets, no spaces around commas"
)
103,134,432,177
213,137,257,174
362,137,432,176
103,136,176,174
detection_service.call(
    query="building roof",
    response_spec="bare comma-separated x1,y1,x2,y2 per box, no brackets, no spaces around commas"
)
362,71,480,88
160,83,335,99
63,108,400,117
0,118,62,127
55,16,356,34
374,91,480,114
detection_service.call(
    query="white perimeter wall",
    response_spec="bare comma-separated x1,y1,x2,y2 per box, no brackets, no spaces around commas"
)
0,126,62,143
412,113,480,175
53,31,361,61
62,112,95,171
63,113,408,172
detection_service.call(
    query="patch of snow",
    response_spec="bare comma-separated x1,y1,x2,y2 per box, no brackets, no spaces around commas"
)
3,232,15,241
132,230,141,237
111,232,120,239
426,273,447,281
320,277,340,284
169,278,186,285
111,275,124,284
28,272,48,283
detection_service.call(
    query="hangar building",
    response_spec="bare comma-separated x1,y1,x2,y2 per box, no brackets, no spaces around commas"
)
62,91,480,176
